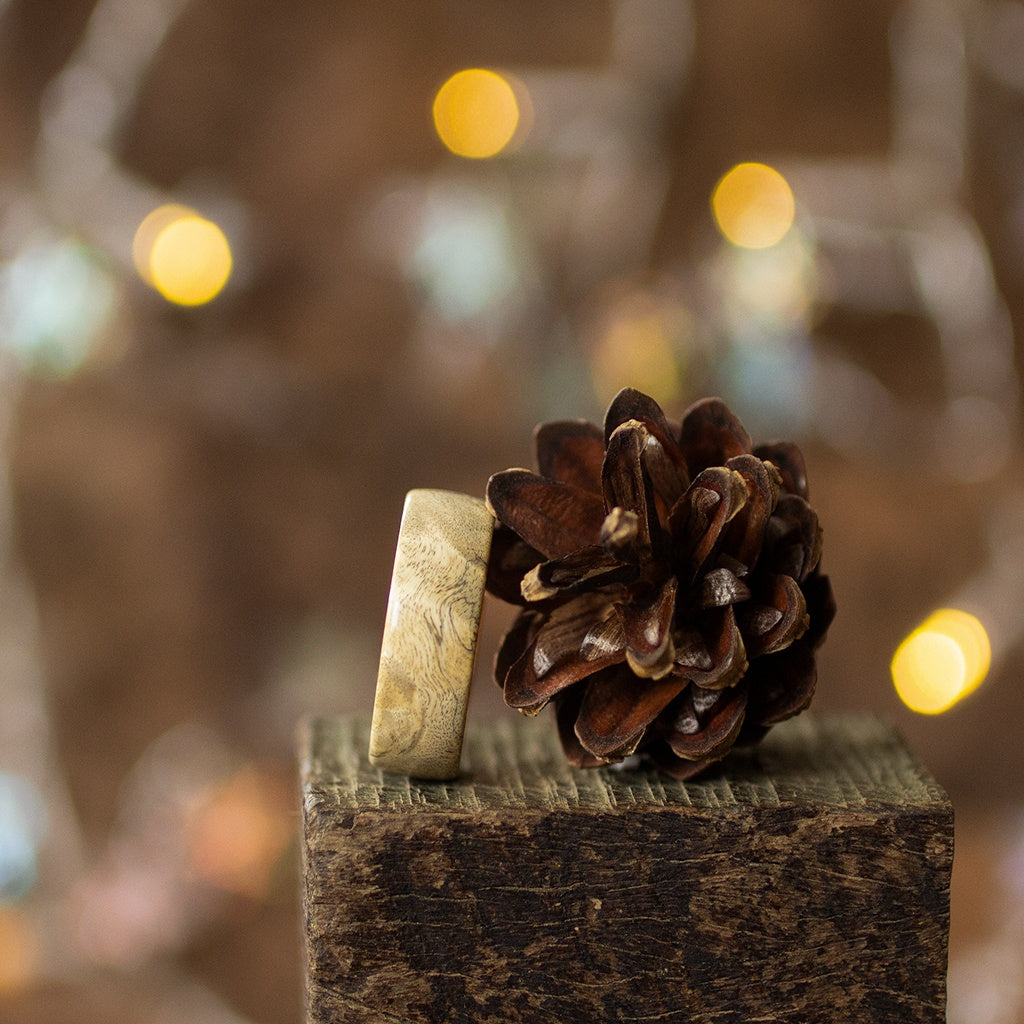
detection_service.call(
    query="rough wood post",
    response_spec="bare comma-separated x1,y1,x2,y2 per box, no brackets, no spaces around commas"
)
300,714,953,1024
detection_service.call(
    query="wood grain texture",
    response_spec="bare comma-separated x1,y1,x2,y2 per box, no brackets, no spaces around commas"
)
302,714,953,1023
369,489,493,779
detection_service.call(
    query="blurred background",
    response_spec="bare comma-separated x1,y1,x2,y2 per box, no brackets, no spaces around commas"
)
0,0,1022,1020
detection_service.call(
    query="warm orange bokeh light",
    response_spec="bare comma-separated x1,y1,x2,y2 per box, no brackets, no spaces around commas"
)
892,608,991,714
432,68,522,159
187,768,292,898
589,287,687,406
0,910,38,994
133,205,232,305
711,162,796,249
132,204,195,286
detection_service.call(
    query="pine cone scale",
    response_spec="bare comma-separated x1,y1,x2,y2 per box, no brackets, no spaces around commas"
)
486,525,544,605
801,572,837,648
601,420,660,561
486,469,606,561
535,420,605,491
617,576,678,679
521,546,637,601
754,441,809,498
555,687,608,768
664,684,749,761
741,574,809,657
699,566,751,609
722,454,783,570
604,387,692,508
679,397,753,473
575,669,688,760
764,493,822,582
643,435,692,516
674,605,748,690
667,466,748,581
744,641,817,724
604,387,677,446
502,595,626,714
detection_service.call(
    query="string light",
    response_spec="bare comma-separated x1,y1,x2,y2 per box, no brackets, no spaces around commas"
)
133,206,232,306
432,69,522,159
711,162,795,249
892,608,991,714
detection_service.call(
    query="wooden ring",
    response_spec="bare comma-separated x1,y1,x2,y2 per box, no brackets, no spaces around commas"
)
369,489,493,779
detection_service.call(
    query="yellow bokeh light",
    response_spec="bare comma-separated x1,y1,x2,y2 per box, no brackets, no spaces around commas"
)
132,204,195,286
134,207,232,306
589,294,686,407
928,608,991,695
432,68,521,159
711,162,796,249
892,608,991,715
150,215,232,306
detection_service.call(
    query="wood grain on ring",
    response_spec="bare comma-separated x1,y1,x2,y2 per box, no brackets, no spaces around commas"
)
369,489,493,779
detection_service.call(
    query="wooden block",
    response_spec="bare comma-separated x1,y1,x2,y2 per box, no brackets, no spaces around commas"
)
301,714,952,1024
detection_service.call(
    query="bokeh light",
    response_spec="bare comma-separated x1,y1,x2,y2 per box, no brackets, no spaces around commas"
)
0,773,48,905
892,608,992,714
133,206,232,305
410,187,520,322
713,227,816,432
587,284,688,406
711,162,796,249
186,767,292,899
131,204,195,286
0,239,117,374
72,858,193,969
0,908,38,994
432,68,522,159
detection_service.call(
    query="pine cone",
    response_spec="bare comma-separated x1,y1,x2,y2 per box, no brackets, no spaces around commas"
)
485,388,836,779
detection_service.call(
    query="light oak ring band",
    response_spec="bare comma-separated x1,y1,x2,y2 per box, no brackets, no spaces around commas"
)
369,489,494,780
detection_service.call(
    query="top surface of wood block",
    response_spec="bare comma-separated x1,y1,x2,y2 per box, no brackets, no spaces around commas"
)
302,712,950,816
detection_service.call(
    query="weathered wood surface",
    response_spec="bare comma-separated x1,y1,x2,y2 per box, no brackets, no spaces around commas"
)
301,714,953,1024
369,489,493,780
